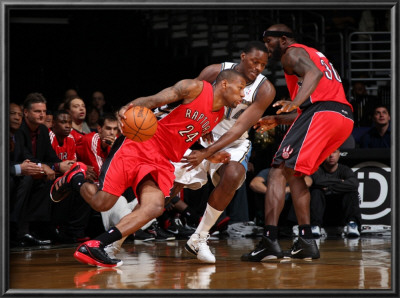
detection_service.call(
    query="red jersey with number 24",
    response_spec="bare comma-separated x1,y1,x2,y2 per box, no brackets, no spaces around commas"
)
153,81,224,162
284,43,352,109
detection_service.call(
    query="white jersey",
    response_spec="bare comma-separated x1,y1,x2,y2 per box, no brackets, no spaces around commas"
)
211,62,267,140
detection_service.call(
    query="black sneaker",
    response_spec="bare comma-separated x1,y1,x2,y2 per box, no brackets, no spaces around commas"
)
73,240,123,267
167,218,194,239
146,221,175,241
133,229,155,242
287,237,320,260
241,237,283,262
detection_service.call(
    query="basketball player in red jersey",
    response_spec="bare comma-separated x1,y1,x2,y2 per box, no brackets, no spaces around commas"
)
242,24,354,262
49,110,77,164
50,69,246,267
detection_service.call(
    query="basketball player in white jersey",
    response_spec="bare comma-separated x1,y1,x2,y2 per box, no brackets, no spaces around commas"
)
172,41,276,263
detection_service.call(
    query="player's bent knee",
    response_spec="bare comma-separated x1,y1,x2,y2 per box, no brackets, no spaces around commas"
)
91,191,119,212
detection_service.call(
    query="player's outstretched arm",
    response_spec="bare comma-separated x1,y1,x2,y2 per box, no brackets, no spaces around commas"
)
117,79,203,128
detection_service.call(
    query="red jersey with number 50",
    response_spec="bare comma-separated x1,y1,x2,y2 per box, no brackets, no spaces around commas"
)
284,43,352,109
153,81,224,162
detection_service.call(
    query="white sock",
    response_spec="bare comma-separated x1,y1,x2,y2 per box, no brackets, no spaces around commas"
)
195,203,223,235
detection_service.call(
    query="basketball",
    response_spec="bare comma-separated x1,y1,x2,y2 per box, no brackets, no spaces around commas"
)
121,106,158,142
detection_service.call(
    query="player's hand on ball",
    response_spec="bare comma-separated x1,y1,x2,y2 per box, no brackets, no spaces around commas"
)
206,150,231,164
118,103,134,130
121,106,157,142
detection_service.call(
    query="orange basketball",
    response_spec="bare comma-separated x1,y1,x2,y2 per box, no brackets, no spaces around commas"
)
121,106,158,142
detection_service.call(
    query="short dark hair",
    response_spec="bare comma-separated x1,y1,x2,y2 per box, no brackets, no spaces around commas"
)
98,113,118,127
215,69,246,84
23,92,46,110
242,40,268,54
53,110,70,121
373,104,390,115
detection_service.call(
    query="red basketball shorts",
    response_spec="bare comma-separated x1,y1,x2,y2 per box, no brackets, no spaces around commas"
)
98,136,175,200
272,101,354,176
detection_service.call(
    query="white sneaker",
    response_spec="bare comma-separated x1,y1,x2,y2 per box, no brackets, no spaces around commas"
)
185,232,216,263
345,221,360,237
311,226,321,238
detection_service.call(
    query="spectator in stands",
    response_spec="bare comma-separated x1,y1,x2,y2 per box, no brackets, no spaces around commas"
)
11,93,72,246
75,113,119,178
58,89,79,111
359,104,391,148
49,110,77,165
9,102,45,182
64,96,91,143
350,81,377,127
49,110,92,243
87,106,100,132
92,91,112,117
309,148,362,238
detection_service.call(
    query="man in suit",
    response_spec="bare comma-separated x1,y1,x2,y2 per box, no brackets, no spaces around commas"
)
11,93,72,246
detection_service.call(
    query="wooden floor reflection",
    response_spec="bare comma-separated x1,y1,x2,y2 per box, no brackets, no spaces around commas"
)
9,236,392,292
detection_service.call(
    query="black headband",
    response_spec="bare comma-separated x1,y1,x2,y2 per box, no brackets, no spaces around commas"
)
263,30,294,38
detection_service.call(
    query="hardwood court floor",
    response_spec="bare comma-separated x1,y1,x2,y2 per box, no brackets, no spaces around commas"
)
9,235,392,292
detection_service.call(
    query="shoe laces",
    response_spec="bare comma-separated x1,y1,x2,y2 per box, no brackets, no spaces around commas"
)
348,221,358,229
196,233,210,249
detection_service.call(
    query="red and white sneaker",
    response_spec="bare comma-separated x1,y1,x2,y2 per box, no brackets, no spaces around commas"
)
74,240,123,268
50,162,87,203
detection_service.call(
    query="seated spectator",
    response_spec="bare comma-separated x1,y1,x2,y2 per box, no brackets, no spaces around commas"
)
350,81,377,127
309,148,362,238
57,89,79,111
75,113,119,178
11,93,72,246
91,91,113,117
359,104,391,148
49,110,92,243
9,102,45,182
49,110,77,163
64,96,91,143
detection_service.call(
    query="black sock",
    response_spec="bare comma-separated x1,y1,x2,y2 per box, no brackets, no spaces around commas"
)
263,225,278,240
298,225,313,239
94,227,122,246
70,174,85,192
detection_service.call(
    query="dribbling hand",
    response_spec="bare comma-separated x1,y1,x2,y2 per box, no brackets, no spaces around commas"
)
117,103,134,131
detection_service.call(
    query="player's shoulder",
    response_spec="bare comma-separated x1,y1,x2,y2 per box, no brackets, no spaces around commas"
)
197,63,223,82
255,76,276,99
